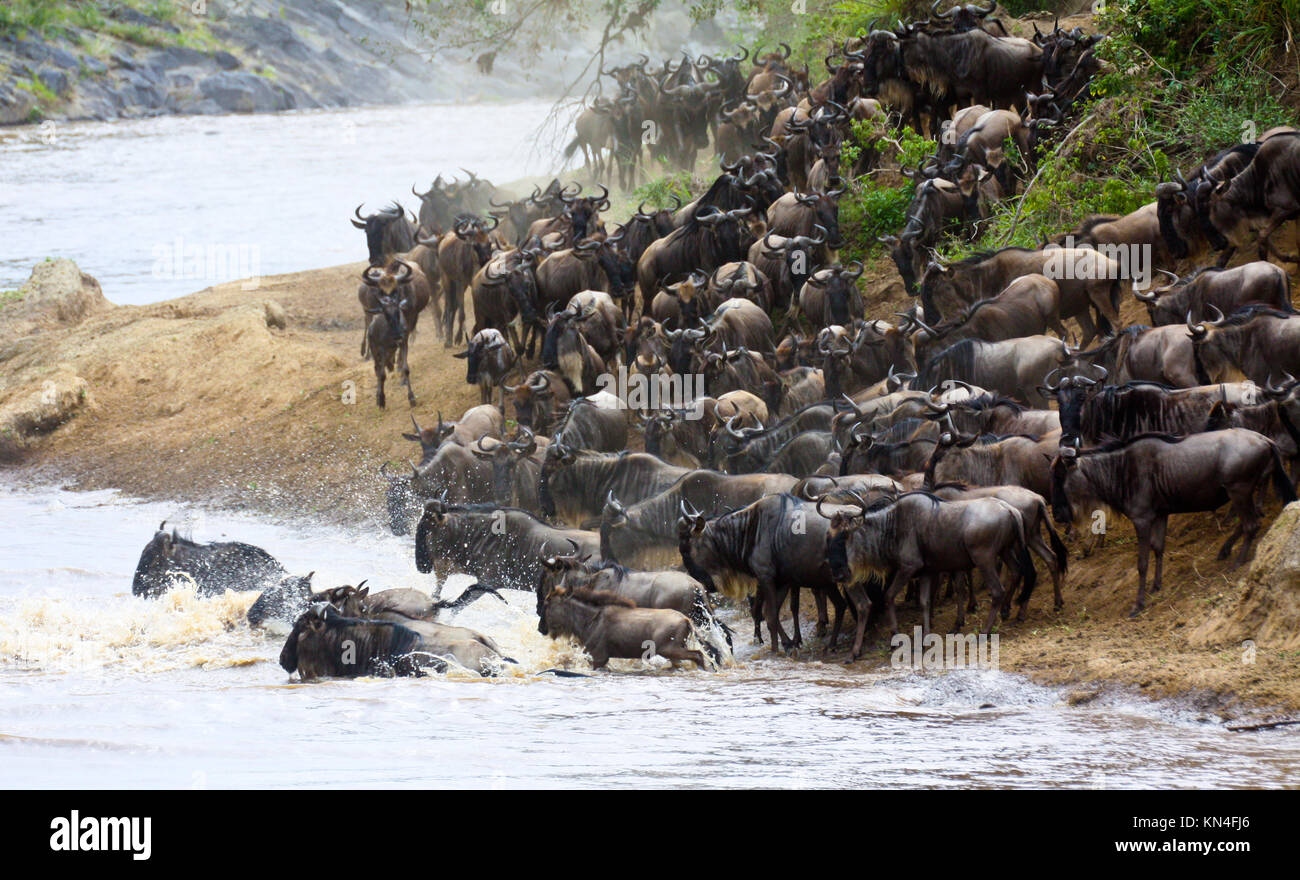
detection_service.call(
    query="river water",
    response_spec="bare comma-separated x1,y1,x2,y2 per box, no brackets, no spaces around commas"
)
0,101,555,305
2,104,1299,788
2,485,1299,789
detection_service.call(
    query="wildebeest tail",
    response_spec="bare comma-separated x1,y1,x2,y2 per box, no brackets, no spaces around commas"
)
1037,497,1068,575
562,137,580,160
1012,513,1037,606
1269,443,1298,504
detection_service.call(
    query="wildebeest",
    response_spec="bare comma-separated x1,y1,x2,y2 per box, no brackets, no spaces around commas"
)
279,604,512,679
1187,307,1300,385
132,523,284,598
454,328,517,408
796,262,865,327
1050,431,1296,615
1134,262,1292,326
678,493,854,654
915,335,1075,408
538,446,692,526
402,405,505,464
911,273,1066,360
414,500,601,591
918,247,1123,343
824,491,1035,653
351,203,416,266
1049,370,1258,447
1206,131,1300,264
539,586,711,670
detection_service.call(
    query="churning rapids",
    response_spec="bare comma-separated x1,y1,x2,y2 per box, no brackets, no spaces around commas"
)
3,485,1300,788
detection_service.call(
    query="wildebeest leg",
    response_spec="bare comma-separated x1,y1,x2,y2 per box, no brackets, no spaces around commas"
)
822,587,847,653
1131,518,1154,617
844,583,877,661
979,560,1006,636
748,594,764,644
918,573,935,639
1073,309,1099,349
813,588,830,638
788,585,803,647
1028,529,1065,613
760,580,794,654
881,565,918,642
661,643,710,671
374,356,387,408
1229,490,1263,568
442,283,457,347
1256,208,1300,263
399,340,416,407
952,575,968,634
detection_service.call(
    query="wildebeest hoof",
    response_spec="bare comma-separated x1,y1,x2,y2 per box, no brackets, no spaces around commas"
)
1128,605,1144,618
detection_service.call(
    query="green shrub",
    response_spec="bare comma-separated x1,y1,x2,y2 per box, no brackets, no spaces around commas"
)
632,172,694,210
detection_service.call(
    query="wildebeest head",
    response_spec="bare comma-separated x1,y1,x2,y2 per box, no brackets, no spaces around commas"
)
1132,269,1186,325
559,183,609,241
808,262,864,325
484,250,541,329
402,411,454,464
131,522,188,598
676,502,721,593
381,461,418,535
471,427,538,506
1048,445,1081,525
1041,363,1105,448
247,572,316,628
455,328,510,385
454,215,501,264
537,438,577,519
792,190,845,250
665,326,708,375
534,538,587,630
507,370,562,431
352,203,415,266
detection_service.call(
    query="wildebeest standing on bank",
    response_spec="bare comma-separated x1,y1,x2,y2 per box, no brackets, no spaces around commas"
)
132,523,285,598
539,586,712,671
823,492,1036,654
361,261,431,408
1049,430,1297,616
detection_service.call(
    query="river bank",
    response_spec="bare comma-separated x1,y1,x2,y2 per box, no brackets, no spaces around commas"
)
3,258,1299,723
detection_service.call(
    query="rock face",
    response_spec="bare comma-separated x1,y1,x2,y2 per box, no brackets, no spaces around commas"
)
1188,502,1300,652
0,0,739,124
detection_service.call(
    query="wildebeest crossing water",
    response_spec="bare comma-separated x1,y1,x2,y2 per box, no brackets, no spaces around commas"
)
2,485,1300,788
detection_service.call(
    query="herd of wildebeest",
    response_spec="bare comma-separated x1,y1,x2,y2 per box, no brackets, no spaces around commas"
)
131,6,1300,682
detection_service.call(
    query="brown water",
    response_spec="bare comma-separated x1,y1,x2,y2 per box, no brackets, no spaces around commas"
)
2,486,1298,789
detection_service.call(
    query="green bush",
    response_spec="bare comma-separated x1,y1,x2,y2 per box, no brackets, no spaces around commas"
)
632,172,694,210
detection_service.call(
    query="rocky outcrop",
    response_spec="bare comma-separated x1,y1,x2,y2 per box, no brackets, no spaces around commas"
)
0,369,89,460
2,258,113,330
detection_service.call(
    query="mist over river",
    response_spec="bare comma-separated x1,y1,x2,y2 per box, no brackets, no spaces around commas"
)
0,101,555,304
2,486,1299,788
